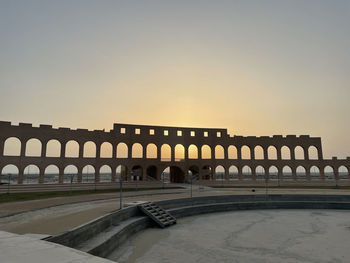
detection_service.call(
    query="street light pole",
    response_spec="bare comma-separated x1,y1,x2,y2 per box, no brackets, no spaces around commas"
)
120,174,123,210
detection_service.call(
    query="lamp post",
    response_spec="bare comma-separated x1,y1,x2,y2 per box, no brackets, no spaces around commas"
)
7,173,11,194
119,173,123,210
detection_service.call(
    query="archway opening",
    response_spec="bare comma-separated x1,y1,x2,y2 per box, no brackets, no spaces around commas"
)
131,165,143,181
201,145,211,159
229,165,238,180
214,165,225,180
132,143,143,158
282,166,293,181
23,165,40,184
215,145,225,159
82,165,95,183
65,140,79,158
254,146,264,160
255,165,265,180
242,165,252,180
161,144,171,162
268,146,277,160
64,165,78,183
281,146,291,160
310,166,321,180
25,139,42,157
308,146,318,160
3,137,21,156
161,166,185,183
295,146,304,160
146,165,157,181
241,146,251,160
201,165,213,180
324,166,335,181
46,139,61,157
338,166,349,180
83,141,96,158
116,143,128,158
116,165,128,181
100,142,113,158
146,144,157,159
1,164,19,184
296,166,307,181
188,145,198,159
100,165,112,182
228,146,237,159
175,144,185,161
269,166,278,181
44,165,59,184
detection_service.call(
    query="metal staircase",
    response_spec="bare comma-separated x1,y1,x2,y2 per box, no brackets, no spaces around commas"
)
138,202,176,228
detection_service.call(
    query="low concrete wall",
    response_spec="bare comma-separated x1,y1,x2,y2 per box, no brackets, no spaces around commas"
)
47,194,350,259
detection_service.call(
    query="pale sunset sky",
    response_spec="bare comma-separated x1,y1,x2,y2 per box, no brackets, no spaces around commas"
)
0,0,349,159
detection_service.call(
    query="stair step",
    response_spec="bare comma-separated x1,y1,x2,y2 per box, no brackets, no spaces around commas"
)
138,202,177,228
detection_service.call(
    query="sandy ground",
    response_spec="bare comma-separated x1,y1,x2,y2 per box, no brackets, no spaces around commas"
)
1,186,350,235
109,210,350,263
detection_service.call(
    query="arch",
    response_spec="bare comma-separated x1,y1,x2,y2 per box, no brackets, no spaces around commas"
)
23,164,40,184
310,166,321,180
83,141,96,158
146,143,157,159
296,166,307,181
188,144,198,159
131,165,143,180
268,166,278,180
282,165,293,181
161,167,170,183
146,165,157,180
3,137,21,156
161,144,171,161
281,146,291,160
214,165,225,180
201,145,211,159
175,144,185,161
294,146,304,160
308,146,318,160
65,140,79,158
324,166,335,180
116,142,128,158
201,165,213,180
228,145,237,159
44,165,59,184
82,165,95,183
163,166,185,183
132,143,143,158
116,165,128,181
338,166,349,180
1,164,19,184
254,146,264,160
100,142,113,158
267,146,277,160
228,165,238,180
64,165,78,183
46,139,61,157
188,165,199,179
99,165,112,182
241,146,251,160
242,165,252,180
215,145,225,159
255,165,265,180
25,138,42,157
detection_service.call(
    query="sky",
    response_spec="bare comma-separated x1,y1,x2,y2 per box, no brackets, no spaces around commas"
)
0,0,349,159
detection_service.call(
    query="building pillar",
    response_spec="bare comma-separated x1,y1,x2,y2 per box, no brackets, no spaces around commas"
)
290,147,295,160
292,166,297,181
60,142,66,157
0,139,4,156
20,139,26,157
39,167,44,184
112,144,117,159
198,147,202,159
306,168,311,181
250,147,255,160
157,145,161,160
320,168,325,181
18,166,24,184
263,148,268,160
238,166,243,180
171,146,175,162
41,140,47,158
96,143,101,159
318,147,323,160
277,147,282,160
184,146,188,160
237,147,242,160
95,168,100,183
142,146,147,159
79,143,84,158
111,167,116,182
127,144,132,159
304,147,309,160
252,167,256,181
59,167,64,184
224,167,229,180
77,166,83,183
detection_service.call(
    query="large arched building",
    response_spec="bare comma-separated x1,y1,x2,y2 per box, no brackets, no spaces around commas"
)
0,121,349,185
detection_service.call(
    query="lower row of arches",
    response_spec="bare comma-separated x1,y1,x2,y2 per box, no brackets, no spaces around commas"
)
0,164,349,184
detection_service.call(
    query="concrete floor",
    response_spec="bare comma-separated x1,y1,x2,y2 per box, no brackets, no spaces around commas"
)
109,209,350,263
1,186,350,235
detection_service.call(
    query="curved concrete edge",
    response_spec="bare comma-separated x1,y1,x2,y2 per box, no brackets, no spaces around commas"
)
0,231,116,263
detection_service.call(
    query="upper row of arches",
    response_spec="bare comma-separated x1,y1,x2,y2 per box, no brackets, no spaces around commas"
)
2,137,320,160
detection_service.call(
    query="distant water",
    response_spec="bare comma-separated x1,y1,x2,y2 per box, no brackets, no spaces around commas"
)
108,210,350,263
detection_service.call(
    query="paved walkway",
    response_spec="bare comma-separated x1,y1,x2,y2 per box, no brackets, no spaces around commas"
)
0,230,115,263
1,186,350,235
